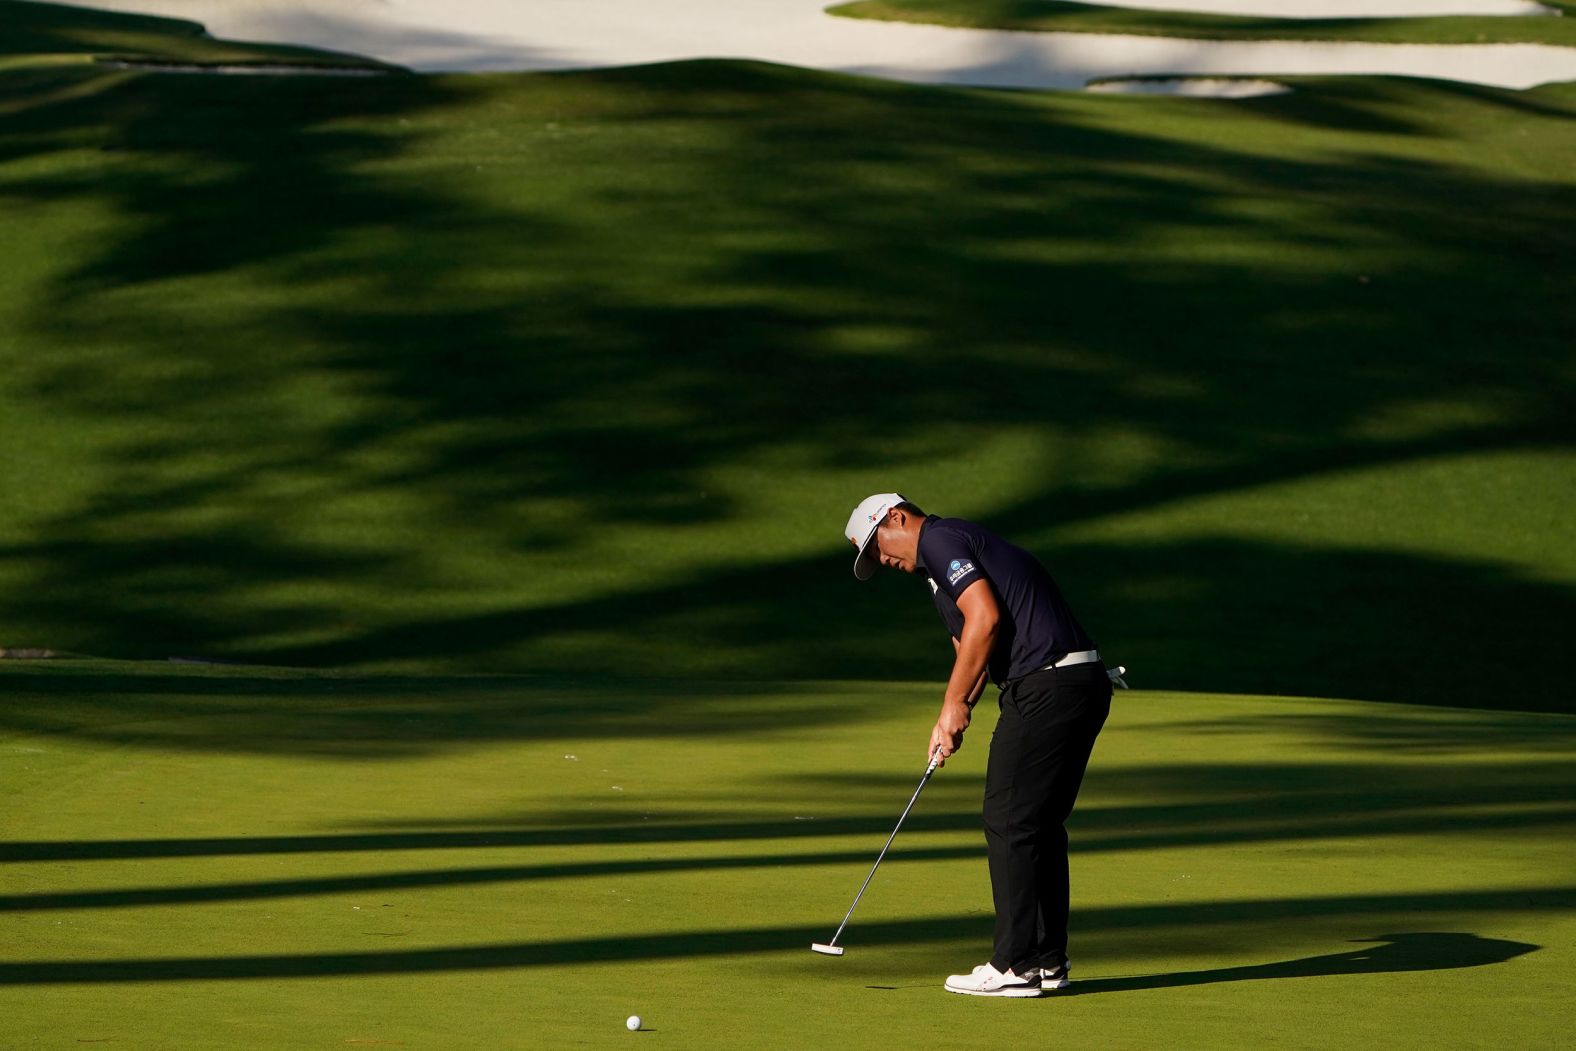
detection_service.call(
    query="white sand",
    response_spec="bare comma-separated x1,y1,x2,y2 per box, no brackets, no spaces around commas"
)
69,0,1576,90
1088,76,1293,95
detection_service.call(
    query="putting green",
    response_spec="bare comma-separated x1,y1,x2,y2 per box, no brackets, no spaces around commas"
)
2,664,1572,1046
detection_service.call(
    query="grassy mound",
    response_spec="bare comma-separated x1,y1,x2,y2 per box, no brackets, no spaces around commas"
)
0,0,396,70
831,0,1576,47
2,664,1571,1046
1,5,1573,712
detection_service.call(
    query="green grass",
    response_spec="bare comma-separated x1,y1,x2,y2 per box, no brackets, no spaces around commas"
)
0,0,395,70
832,0,1576,47
2,664,1572,1047
1,6,1570,1044
0,0,1573,715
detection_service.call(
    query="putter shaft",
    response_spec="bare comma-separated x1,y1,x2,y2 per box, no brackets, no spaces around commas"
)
818,750,942,952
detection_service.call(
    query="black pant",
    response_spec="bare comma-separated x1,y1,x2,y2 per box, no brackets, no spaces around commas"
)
983,661,1111,974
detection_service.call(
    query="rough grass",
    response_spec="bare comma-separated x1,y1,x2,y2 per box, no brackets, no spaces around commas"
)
831,0,1576,47
2,664,1572,1047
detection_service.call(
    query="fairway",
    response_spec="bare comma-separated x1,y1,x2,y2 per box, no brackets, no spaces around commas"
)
2,666,1572,1047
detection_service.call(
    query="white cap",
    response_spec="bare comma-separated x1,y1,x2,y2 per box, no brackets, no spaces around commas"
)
845,492,905,580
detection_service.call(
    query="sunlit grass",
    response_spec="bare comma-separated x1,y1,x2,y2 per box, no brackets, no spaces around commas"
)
1,666,1571,1047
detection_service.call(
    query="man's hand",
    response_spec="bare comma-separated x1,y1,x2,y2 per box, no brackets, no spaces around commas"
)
929,699,971,767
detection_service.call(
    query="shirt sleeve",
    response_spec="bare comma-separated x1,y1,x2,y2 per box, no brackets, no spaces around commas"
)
921,526,983,602
928,576,965,641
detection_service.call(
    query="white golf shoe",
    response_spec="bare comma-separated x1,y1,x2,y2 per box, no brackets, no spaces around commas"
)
1039,959,1071,991
943,962,1042,997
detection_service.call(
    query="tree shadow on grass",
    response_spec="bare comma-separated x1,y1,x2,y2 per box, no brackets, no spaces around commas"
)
0,894,1556,983
0,844,984,912
1131,707,1576,756
1072,932,1537,994
0,691,1569,922
0,666,905,755
1,48,1573,717
255,532,1576,712
2,750,1569,907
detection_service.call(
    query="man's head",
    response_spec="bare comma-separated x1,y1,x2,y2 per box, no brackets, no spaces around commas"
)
845,493,927,579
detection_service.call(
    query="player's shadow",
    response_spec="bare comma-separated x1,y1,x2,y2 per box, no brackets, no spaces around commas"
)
1071,932,1536,994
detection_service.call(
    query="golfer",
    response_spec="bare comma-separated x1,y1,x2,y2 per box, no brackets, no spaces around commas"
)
845,493,1112,997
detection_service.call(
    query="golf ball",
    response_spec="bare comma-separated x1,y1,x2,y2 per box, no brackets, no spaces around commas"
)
626,1015,642,1032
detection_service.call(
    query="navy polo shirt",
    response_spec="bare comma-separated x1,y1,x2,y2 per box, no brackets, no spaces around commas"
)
917,515,1095,685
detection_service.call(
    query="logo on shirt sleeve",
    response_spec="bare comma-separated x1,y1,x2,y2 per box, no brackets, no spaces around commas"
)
947,558,976,586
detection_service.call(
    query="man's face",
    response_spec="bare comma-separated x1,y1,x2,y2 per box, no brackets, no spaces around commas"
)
872,511,920,574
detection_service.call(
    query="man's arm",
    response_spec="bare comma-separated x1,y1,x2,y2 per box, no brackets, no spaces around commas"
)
953,637,991,707
929,578,999,766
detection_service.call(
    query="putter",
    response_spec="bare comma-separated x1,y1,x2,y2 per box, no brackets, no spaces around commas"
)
811,747,943,957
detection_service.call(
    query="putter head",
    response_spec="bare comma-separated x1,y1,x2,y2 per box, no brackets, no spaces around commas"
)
810,943,845,956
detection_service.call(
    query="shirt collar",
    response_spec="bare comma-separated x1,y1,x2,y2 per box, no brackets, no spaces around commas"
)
915,515,940,574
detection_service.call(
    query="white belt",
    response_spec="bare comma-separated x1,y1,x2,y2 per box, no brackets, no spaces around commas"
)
1045,649,1100,670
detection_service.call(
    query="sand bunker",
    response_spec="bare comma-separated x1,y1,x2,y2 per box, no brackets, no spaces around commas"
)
69,0,1576,90
1087,76,1293,95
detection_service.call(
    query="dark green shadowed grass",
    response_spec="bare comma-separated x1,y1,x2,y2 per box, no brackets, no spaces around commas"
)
4,57,1573,710
1,3,1573,715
